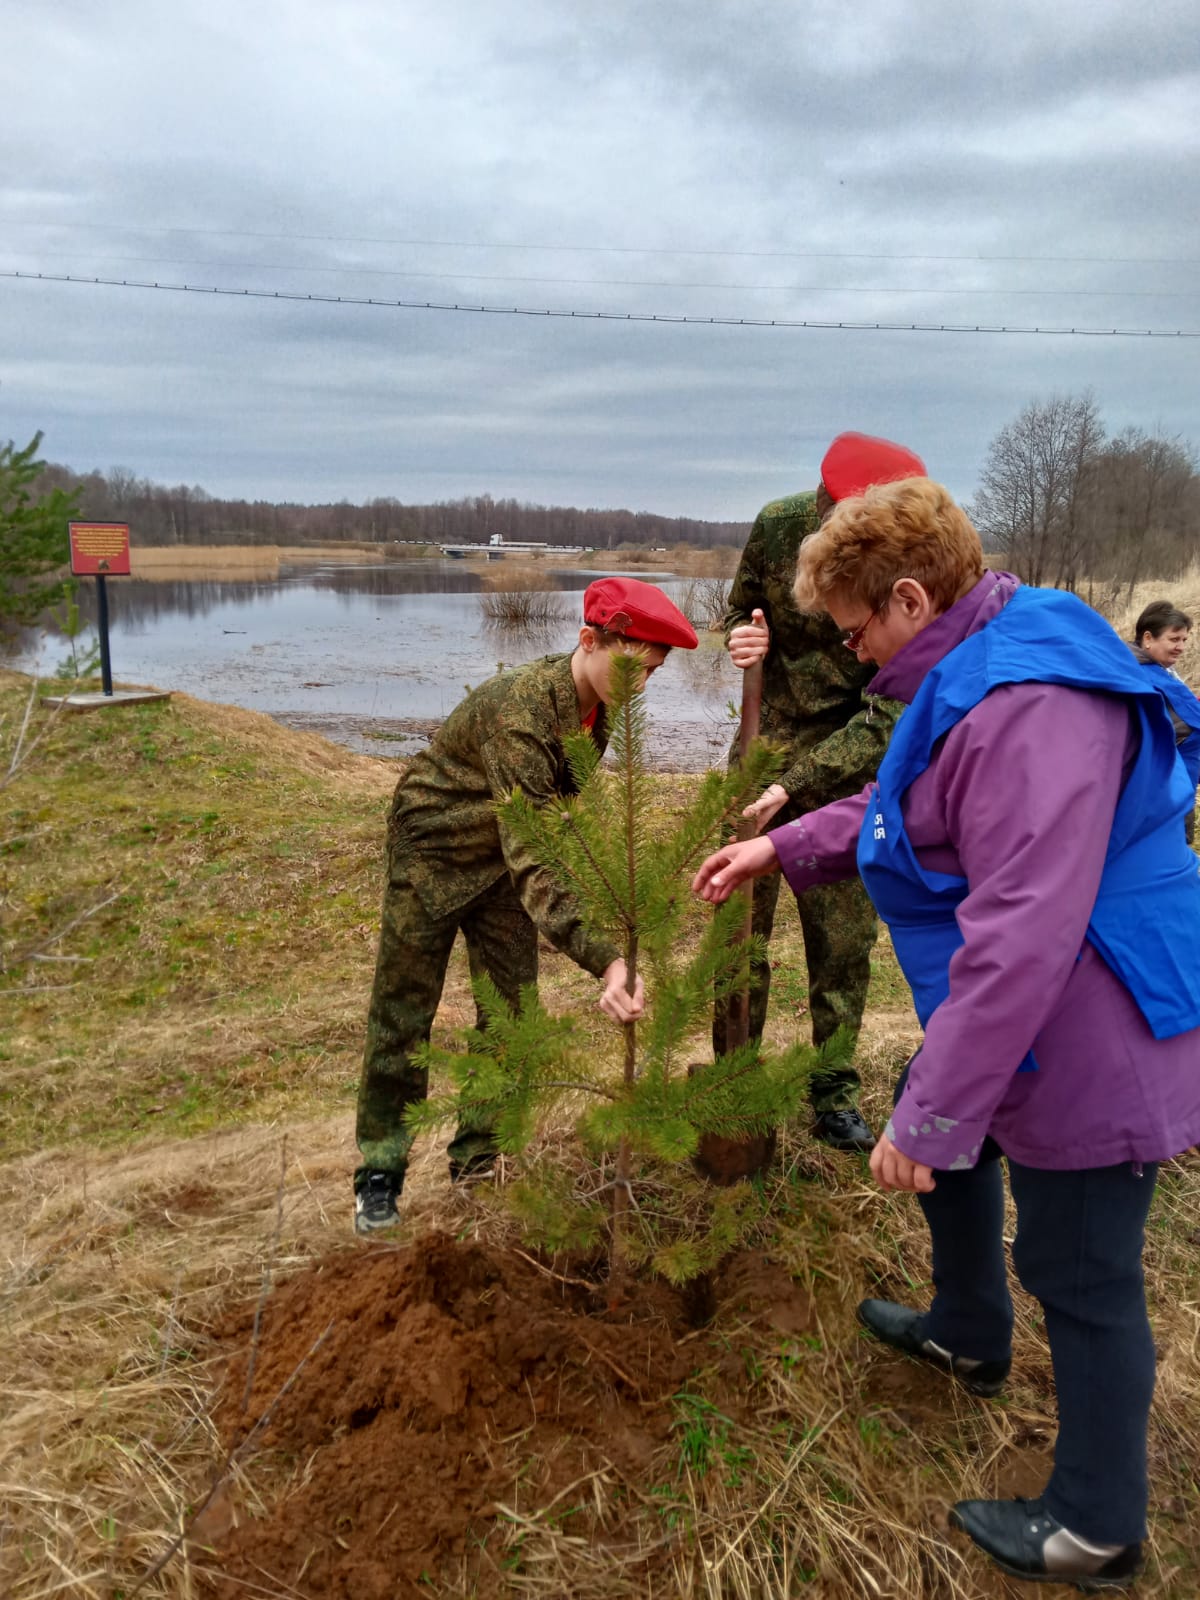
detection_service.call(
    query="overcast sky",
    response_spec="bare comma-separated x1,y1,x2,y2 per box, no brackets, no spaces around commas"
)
2,0,1198,520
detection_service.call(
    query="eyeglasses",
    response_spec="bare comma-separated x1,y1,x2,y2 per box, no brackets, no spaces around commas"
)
842,601,886,653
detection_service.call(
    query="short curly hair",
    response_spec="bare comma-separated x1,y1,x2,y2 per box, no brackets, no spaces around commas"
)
795,477,984,615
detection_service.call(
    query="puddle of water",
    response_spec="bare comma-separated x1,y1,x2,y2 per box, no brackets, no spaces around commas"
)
18,560,741,771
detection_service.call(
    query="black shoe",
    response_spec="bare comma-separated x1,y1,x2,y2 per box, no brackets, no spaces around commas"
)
857,1298,1011,1397
811,1108,875,1152
950,1497,1143,1591
448,1149,498,1184
353,1169,402,1234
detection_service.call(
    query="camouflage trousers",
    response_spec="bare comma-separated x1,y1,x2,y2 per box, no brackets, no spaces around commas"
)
356,866,538,1181
712,801,878,1114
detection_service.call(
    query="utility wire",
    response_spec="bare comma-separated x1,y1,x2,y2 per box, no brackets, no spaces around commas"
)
7,251,1199,298
1,217,1195,269
4,269,1197,337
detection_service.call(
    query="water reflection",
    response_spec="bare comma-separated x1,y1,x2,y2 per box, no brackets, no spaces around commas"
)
15,559,737,770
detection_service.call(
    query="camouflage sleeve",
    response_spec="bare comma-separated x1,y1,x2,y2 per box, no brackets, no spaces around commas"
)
722,513,769,642
479,726,621,979
779,696,903,810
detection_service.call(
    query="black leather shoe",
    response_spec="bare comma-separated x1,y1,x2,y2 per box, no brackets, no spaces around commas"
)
811,1108,875,1152
857,1298,1011,1396
950,1497,1143,1591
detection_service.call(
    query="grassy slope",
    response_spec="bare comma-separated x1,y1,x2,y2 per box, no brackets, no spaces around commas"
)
2,675,393,1151
2,670,1197,1599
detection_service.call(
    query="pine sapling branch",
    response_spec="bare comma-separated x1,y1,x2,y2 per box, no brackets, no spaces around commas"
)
561,807,633,929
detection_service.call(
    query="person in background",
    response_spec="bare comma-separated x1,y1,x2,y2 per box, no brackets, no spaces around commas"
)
355,578,697,1234
1131,599,1200,842
694,477,1200,1591
714,431,925,1153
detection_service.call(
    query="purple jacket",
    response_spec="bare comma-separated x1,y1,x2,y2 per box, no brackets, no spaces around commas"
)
770,572,1200,1170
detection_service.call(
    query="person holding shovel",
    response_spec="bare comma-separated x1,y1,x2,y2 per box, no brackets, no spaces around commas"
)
714,431,925,1152
694,476,1200,1590
355,577,697,1234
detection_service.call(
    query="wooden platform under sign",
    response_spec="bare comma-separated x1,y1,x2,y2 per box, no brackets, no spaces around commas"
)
41,690,173,714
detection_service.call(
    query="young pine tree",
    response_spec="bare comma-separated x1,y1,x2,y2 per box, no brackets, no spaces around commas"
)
0,434,80,640
406,650,845,1291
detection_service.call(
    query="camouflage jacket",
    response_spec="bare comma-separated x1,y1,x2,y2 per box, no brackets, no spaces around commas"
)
724,490,900,810
387,653,620,978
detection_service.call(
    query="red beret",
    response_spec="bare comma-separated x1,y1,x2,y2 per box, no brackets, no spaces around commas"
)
583,577,698,650
820,432,926,503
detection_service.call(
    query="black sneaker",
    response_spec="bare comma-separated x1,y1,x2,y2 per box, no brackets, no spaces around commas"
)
857,1298,1011,1397
950,1496,1143,1591
448,1150,498,1184
811,1108,875,1152
353,1169,402,1235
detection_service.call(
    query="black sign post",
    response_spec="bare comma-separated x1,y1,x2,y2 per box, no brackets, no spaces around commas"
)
96,573,114,695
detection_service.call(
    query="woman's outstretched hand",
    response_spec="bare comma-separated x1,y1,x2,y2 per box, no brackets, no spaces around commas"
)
870,1132,936,1193
692,835,780,902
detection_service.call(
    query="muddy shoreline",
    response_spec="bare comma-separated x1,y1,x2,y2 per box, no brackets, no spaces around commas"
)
272,709,733,772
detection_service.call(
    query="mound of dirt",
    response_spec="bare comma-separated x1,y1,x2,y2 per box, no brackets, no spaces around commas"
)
199,1232,812,1599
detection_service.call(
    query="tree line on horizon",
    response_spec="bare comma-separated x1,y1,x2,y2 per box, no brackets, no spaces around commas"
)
10,393,1200,615
29,465,754,553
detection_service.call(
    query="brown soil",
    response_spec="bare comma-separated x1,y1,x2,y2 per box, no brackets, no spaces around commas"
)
198,1232,815,1598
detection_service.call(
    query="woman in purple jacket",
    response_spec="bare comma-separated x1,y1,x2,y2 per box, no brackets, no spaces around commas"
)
694,478,1200,1592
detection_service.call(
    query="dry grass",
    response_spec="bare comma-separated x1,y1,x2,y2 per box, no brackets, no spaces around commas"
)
679,576,731,633
128,544,410,581
124,542,743,582
479,568,573,629
13,1110,1189,1599
1100,562,1200,691
2,671,1199,1598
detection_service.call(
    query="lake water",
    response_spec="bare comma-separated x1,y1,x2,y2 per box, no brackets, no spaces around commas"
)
20,559,742,770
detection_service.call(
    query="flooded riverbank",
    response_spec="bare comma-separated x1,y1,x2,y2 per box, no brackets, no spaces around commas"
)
19,556,742,772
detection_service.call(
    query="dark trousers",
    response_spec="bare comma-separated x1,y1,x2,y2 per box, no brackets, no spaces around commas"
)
356,869,538,1179
712,807,877,1111
913,1136,1158,1543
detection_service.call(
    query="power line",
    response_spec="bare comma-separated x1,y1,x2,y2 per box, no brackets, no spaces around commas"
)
4,269,1197,337
7,250,1200,299
1,216,1195,269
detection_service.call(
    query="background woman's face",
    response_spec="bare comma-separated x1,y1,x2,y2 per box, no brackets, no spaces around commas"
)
1143,626,1190,668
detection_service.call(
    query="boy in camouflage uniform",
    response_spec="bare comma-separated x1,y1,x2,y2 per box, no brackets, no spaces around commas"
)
355,577,698,1232
713,433,926,1152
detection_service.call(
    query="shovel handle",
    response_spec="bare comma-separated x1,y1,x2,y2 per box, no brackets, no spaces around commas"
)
726,660,763,1050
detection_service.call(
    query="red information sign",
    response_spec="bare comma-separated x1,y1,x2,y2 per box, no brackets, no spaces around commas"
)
69,521,132,577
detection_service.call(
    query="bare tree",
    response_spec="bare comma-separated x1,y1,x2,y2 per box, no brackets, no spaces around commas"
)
1089,428,1199,595
971,393,1106,589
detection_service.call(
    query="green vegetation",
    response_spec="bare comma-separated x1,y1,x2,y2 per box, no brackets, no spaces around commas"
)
0,671,394,1151
406,649,836,1287
0,432,80,639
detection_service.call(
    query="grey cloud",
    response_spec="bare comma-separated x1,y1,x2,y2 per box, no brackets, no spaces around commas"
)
2,0,1198,521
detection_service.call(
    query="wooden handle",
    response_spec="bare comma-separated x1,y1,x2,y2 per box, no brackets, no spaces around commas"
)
725,660,763,1050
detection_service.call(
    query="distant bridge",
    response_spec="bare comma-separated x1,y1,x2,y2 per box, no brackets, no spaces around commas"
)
439,538,591,560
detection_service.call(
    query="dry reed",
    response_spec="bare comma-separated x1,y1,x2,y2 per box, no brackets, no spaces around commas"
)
478,568,573,629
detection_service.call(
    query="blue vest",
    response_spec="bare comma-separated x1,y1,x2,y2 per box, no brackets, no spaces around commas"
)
1139,659,1200,794
857,585,1200,1055
1141,660,1200,732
